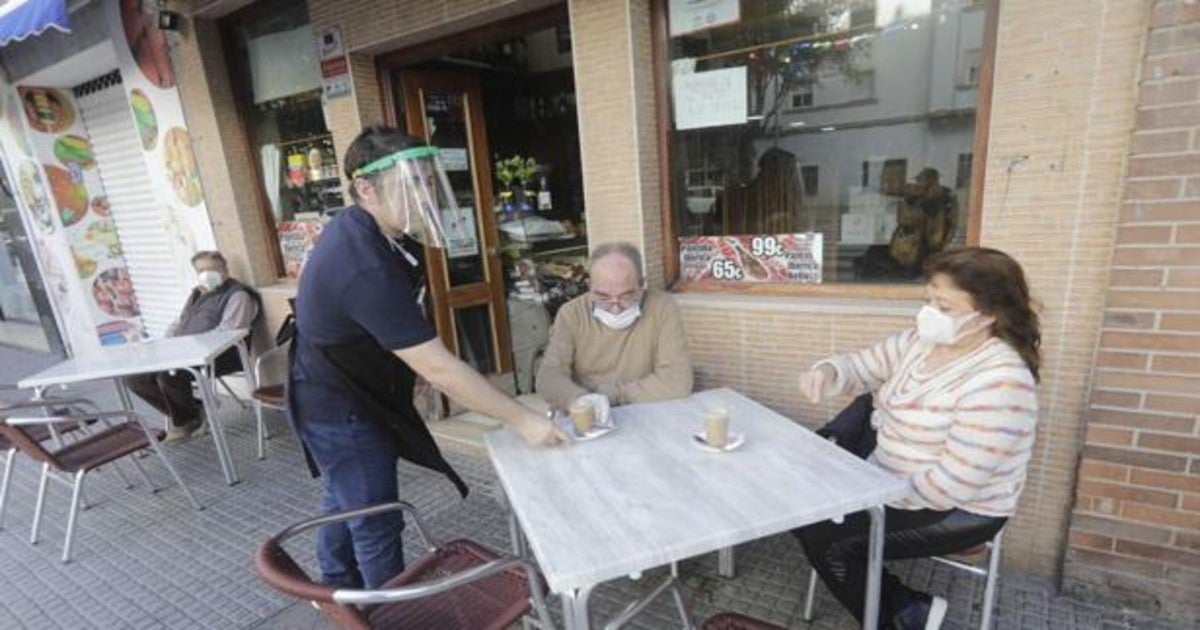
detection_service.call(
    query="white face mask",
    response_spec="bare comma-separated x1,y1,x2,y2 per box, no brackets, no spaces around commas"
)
916,305,982,345
593,303,641,330
197,270,223,291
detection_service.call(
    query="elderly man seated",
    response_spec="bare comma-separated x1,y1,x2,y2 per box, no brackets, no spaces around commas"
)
124,251,260,443
536,242,693,421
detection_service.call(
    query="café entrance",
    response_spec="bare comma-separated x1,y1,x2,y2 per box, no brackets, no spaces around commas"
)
380,4,588,396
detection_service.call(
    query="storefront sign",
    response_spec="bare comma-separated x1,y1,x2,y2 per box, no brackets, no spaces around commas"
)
320,56,351,100
317,26,344,61
668,0,739,36
672,66,747,130
679,234,823,283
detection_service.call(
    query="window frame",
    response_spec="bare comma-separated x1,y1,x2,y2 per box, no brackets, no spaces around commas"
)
218,0,327,281
652,0,999,298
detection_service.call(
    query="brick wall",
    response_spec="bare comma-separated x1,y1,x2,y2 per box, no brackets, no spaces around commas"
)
1064,0,1200,621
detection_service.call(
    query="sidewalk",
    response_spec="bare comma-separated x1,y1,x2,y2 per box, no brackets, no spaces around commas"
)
0,345,1190,629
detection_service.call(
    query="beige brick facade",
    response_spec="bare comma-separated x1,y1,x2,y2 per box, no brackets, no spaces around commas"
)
172,0,1194,617
1064,0,1200,621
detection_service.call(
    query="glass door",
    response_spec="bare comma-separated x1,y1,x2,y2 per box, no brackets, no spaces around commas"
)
396,70,512,375
0,164,63,354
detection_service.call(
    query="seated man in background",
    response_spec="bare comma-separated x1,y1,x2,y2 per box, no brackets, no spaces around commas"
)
125,250,261,444
537,241,693,421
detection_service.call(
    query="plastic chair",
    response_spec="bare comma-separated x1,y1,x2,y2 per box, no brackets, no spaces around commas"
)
803,529,1005,630
249,344,289,460
255,500,552,630
0,410,201,562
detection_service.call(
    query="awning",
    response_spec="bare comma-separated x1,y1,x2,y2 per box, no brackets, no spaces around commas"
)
0,0,70,47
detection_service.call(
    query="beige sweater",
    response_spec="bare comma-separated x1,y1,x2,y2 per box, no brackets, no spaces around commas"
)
536,290,694,410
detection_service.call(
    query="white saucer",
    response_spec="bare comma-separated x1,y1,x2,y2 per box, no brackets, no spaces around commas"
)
574,422,616,441
554,412,616,442
691,432,746,453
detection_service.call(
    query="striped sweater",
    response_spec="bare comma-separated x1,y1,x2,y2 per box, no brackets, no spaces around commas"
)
818,329,1038,517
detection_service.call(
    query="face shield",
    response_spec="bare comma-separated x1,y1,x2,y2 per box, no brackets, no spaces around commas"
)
353,146,470,250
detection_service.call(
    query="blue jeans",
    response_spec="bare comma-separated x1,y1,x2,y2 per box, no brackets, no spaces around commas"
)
300,411,405,589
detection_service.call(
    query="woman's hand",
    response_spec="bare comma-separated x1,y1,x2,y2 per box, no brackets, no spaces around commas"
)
515,412,569,447
799,364,836,403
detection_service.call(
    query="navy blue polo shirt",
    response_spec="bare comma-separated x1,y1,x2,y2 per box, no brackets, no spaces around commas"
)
291,206,437,422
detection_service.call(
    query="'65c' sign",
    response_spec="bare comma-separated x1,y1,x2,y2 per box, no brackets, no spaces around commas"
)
679,234,823,283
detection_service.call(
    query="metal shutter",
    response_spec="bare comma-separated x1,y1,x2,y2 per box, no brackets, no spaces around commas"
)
77,73,187,337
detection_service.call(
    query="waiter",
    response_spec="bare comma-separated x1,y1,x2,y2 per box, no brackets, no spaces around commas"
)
288,125,566,589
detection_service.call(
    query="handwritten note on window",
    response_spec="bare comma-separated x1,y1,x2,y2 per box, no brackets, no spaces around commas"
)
672,66,747,131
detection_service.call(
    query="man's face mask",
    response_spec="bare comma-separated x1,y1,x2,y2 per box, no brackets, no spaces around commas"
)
196,269,222,291
353,146,470,250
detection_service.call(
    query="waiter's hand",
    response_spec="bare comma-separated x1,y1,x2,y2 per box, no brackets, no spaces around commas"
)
515,412,569,447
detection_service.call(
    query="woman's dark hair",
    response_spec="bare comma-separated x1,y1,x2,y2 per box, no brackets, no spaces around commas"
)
343,125,425,203
924,247,1042,381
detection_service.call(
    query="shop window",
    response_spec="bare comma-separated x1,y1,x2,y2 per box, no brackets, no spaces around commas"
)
222,0,340,279
663,0,992,288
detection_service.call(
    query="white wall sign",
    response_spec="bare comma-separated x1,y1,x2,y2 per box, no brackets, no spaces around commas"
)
672,66,747,131
440,147,469,172
669,0,740,37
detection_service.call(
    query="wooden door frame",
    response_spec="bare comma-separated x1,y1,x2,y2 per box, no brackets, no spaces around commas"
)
392,70,513,374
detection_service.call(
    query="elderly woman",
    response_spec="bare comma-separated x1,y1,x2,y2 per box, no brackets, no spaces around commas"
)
797,247,1040,629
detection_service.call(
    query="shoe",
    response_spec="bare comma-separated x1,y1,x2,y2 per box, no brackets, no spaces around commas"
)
891,594,947,630
163,416,203,445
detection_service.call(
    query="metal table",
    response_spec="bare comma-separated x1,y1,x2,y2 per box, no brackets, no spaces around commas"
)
18,329,254,485
485,388,906,629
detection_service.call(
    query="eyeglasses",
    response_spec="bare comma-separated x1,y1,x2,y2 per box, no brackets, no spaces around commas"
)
590,289,642,310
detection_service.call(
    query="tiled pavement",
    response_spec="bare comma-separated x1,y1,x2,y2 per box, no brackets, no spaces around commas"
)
0,346,1191,629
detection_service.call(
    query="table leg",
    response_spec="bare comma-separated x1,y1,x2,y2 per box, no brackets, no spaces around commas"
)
717,546,735,578
561,584,594,630
185,366,239,485
863,505,885,630
508,510,528,559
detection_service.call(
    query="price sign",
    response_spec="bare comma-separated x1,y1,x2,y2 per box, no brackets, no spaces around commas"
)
679,234,823,283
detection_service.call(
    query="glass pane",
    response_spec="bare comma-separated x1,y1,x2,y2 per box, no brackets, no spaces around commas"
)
454,304,496,373
422,89,486,286
226,2,340,279
667,0,984,284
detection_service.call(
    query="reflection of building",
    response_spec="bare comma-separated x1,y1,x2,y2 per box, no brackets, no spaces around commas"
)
0,0,1195,622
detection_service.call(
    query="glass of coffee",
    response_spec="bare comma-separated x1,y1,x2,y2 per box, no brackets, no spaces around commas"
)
704,407,729,448
569,398,595,435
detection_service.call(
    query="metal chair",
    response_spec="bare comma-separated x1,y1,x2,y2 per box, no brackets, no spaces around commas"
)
702,613,786,629
249,344,289,460
802,528,1005,630
255,500,552,630
0,395,103,530
0,410,201,562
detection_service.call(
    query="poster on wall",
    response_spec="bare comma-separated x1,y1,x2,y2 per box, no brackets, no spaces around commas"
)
278,219,324,278
16,85,144,346
107,0,216,306
679,234,823,283
0,78,105,355
668,0,740,37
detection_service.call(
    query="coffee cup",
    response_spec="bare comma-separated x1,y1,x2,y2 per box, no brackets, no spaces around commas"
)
704,407,729,447
569,398,595,435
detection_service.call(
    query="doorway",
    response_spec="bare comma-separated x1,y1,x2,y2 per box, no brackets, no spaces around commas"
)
0,163,63,355
383,5,588,394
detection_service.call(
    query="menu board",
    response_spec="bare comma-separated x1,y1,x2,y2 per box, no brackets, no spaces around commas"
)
680,234,823,283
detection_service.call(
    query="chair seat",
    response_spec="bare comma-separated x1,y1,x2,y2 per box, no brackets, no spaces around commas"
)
366,539,532,630
252,385,285,408
54,424,161,473
703,613,787,630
